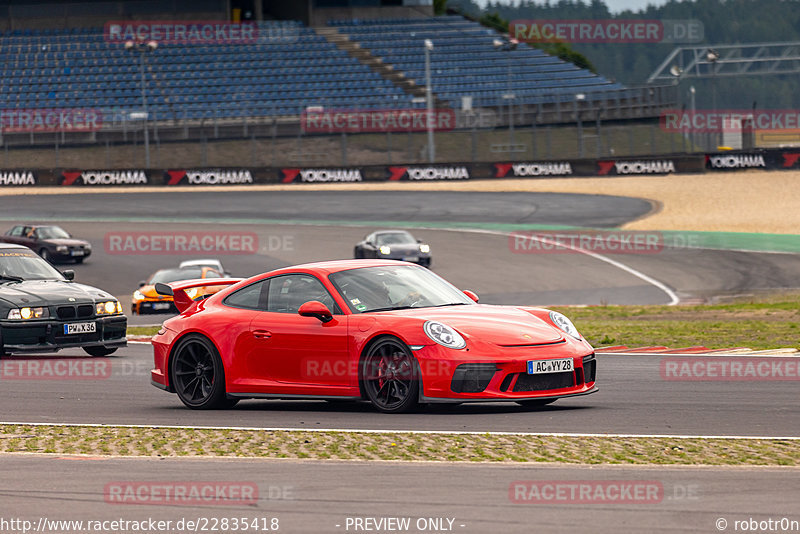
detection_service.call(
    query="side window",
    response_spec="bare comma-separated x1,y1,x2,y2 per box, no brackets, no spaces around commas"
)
22,227,33,237
266,274,340,314
224,280,268,310
8,226,23,237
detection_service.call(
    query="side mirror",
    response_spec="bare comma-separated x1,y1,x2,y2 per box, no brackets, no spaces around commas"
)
62,270,75,281
154,283,174,297
463,290,479,303
298,300,333,323
138,280,147,288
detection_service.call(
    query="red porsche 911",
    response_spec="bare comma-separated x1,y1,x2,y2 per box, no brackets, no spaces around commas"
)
150,260,597,413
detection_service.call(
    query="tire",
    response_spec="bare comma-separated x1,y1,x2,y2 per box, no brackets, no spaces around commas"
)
170,334,237,409
83,346,117,357
39,248,51,262
75,257,84,264
361,336,419,414
354,247,362,259
516,399,557,408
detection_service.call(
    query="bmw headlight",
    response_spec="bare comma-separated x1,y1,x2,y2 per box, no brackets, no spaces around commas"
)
419,244,430,253
549,311,582,340
379,245,391,255
133,290,145,301
96,300,121,315
423,320,466,350
7,307,49,320
56,245,68,253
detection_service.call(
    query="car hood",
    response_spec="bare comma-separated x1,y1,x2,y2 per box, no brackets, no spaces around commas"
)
382,304,564,346
43,238,89,247
0,280,112,307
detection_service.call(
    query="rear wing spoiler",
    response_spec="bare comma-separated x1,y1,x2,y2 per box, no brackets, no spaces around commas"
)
155,278,244,313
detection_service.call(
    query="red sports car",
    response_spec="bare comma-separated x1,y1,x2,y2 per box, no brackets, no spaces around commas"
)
150,260,597,413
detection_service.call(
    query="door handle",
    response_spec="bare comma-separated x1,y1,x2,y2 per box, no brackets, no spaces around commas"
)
253,329,272,339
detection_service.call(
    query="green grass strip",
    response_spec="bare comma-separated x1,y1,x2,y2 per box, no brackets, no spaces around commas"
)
1,424,797,465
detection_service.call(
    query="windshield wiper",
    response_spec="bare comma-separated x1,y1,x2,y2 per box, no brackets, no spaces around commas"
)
0,274,24,283
431,302,471,307
366,305,417,313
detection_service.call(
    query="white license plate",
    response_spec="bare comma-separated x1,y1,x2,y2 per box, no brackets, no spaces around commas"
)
402,256,419,262
64,322,96,335
527,358,574,374
152,302,171,310
71,250,84,256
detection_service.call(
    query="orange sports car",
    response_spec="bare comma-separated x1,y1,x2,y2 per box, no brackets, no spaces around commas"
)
132,266,223,314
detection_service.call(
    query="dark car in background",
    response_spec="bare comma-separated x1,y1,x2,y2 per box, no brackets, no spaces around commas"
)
1,224,92,264
354,230,431,267
0,244,126,357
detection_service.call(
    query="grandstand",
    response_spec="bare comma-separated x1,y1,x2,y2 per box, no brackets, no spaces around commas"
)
329,16,625,108
0,0,677,166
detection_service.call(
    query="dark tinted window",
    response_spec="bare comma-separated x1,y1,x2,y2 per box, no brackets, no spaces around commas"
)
224,280,268,310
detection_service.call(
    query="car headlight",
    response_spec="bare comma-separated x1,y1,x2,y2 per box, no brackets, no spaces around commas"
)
56,245,68,253
96,300,120,315
379,245,391,255
7,307,49,320
133,290,145,301
549,311,581,340
423,320,466,350
419,244,430,253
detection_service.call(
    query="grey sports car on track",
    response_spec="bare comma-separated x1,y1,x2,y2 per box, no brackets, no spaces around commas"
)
353,230,431,267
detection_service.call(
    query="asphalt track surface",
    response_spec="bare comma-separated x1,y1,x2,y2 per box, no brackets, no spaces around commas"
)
3,190,800,326
3,189,799,533
0,190,653,228
2,345,798,437
3,455,798,534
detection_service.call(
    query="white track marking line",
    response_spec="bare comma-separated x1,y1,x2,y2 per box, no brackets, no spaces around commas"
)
439,227,680,305
0,421,797,440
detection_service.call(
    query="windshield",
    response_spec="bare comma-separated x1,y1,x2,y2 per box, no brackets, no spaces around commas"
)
35,226,71,240
329,264,473,313
0,250,65,281
375,232,415,246
148,268,206,284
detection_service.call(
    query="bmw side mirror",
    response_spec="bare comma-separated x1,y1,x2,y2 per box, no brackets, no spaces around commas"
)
62,270,75,281
298,300,333,323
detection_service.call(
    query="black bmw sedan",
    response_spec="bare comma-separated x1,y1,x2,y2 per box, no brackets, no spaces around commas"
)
0,244,126,357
